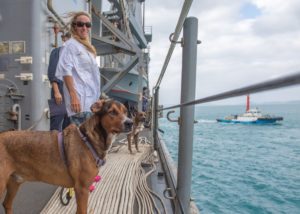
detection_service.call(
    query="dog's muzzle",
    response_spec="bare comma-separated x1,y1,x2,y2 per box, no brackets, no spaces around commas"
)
124,118,133,132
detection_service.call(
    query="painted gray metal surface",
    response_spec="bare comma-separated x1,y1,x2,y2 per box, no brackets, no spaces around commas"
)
0,0,49,131
0,0,150,127
177,17,198,214
102,55,139,93
0,0,87,131
128,13,148,48
95,0,149,105
137,54,144,111
94,8,139,52
92,34,137,55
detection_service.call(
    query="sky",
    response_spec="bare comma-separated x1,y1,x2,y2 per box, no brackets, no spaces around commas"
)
144,0,300,106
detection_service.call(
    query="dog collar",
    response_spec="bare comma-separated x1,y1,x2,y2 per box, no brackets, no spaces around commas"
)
77,128,106,167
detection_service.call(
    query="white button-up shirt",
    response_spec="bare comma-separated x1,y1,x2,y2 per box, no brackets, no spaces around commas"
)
55,38,100,116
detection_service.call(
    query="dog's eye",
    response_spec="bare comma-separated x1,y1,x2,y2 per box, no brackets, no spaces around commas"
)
109,110,118,116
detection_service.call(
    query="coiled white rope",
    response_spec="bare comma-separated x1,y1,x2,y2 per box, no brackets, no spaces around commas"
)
41,137,166,214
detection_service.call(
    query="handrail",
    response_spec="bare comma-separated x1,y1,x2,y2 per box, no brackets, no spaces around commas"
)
154,0,194,89
160,71,300,111
151,2,299,213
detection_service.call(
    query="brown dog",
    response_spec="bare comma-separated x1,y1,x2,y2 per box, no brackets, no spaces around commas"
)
0,99,132,214
127,111,146,154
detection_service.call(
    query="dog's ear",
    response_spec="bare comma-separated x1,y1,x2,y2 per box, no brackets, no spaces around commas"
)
90,99,106,113
132,111,137,118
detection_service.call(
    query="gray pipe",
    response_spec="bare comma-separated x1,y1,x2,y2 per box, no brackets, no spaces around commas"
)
47,0,67,28
176,17,198,213
12,104,21,130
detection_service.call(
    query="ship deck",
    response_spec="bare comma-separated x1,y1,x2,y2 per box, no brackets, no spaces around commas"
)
1,129,176,214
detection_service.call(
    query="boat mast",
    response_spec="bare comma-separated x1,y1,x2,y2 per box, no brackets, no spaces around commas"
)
246,94,250,112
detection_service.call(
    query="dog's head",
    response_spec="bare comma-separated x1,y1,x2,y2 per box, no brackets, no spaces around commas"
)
90,99,133,134
134,111,146,123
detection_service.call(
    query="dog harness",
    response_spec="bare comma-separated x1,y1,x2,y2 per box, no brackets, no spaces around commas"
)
57,131,106,168
77,128,106,168
58,132,68,166
57,131,104,193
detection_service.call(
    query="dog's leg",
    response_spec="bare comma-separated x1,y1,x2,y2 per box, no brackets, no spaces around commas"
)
134,134,140,152
0,177,6,200
3,177,22,214
127,134,132,154
74,186,89,214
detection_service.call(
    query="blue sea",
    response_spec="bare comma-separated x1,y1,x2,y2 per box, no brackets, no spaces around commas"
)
159,103,300,214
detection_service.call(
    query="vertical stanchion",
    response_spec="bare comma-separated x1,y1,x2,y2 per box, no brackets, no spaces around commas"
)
153,87,159,149
137,54,144,112
176,17,198,213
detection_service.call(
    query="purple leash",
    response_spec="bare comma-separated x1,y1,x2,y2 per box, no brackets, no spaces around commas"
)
77,128,106,167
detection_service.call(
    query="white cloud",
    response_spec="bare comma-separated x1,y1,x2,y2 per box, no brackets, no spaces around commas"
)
146,0,300,106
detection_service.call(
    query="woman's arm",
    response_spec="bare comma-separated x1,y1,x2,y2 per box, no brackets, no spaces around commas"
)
64,76,81,113
52,82,63,105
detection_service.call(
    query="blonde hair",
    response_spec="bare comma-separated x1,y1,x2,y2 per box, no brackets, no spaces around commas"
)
68,11,97,56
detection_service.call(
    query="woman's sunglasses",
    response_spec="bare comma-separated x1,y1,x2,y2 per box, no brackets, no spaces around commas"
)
73,21,92,28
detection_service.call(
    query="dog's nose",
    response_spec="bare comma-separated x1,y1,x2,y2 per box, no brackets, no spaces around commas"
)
124,119,133,130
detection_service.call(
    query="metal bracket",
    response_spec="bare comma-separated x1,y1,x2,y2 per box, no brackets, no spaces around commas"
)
163,188,176,200
169,32,201,47
15,73,33,81
169,33,183,45
167,110,198,124
14,56,33,64
166,110,180,124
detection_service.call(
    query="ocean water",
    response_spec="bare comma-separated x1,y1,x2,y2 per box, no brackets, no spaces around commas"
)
159,104,300,214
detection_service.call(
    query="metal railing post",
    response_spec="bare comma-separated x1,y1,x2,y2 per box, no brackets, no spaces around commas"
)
153,86,159,149
177,17,198,213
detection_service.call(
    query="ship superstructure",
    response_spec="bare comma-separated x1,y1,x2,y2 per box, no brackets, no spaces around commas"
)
0,0,151,131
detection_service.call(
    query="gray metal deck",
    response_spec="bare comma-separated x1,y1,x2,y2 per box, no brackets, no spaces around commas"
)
1,130,174,214
0,183,56,214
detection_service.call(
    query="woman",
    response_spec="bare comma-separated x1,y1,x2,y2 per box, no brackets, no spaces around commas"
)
56,12,100,125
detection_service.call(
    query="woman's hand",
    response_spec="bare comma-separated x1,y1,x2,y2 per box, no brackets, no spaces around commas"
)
70,94,81,113
64,75,81,113
52,82,63,105
54,91,63,105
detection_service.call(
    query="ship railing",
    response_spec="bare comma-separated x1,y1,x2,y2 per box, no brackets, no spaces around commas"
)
151,1,300,213
151,1,196,213
154,71,300,214
161,71,300,111
154,0,194,89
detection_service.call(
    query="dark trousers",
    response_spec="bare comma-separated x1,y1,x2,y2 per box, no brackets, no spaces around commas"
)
50,114,70,131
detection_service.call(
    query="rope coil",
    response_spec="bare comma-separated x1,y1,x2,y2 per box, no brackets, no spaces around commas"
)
41,137,167,214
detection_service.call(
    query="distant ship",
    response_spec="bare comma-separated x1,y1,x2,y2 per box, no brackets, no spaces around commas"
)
216,95,283,124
